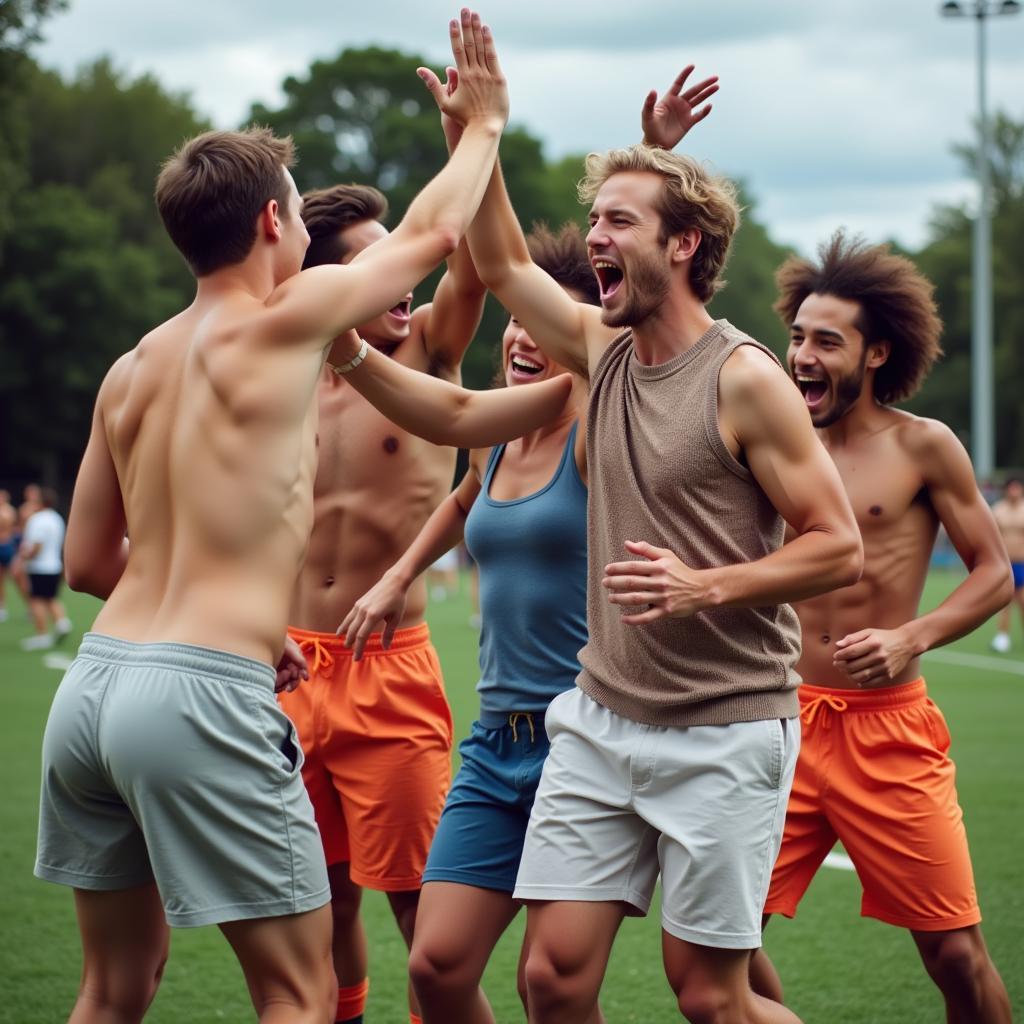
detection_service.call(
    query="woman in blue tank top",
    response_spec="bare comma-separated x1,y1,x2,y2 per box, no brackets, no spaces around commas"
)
340,225,597,1022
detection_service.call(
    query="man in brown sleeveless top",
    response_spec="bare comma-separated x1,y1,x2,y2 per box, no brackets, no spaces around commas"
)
750,233,1012,1023
460,80,862,1022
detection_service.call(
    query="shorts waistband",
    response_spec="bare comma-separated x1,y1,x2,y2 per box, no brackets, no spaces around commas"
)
76,632,276,689
799,678,927,715
288,621,431,660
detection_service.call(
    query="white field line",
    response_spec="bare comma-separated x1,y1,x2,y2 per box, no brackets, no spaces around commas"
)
924,650,1024,676
823,851,856,872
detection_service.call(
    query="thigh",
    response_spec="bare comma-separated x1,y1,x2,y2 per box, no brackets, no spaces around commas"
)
833,699,980,930
514,690,660,914
220,904,334,1017
645,718,799,949
525,900,627,994
413,881,520,981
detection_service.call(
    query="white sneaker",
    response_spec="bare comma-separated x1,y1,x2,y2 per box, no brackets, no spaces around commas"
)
54,618,72,642
0,608,8,622
991,632,1011,654
21,633,54,651
469,612,482,630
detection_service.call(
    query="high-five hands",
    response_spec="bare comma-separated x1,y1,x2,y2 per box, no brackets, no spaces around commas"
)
641,65,719,150
603,540,712,624
418,9,508,132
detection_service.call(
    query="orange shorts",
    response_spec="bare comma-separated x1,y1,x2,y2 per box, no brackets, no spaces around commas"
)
764,679,980,932
278,623,453,891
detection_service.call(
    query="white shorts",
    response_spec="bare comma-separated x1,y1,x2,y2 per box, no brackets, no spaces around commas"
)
513,687,799,949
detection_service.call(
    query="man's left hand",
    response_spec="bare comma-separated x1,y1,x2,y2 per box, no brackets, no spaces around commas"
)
833,627,917,687
603,540,710,624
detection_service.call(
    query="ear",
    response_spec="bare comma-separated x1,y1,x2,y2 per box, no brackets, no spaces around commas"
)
865,338,890,370
260,198,282,243
669,227,702,265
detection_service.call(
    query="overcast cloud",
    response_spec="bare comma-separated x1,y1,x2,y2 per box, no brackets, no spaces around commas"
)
35,0,1024,253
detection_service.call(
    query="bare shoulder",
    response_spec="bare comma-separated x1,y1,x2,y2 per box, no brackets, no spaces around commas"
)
719,343,791,406
893,412,965,465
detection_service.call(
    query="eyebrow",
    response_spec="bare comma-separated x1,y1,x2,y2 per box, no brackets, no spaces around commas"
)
791,323,844,341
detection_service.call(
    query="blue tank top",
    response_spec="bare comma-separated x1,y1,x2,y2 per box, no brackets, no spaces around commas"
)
464,421,589,715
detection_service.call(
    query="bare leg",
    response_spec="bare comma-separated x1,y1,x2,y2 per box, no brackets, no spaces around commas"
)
521,900,626,1022
408,881,520,1024
29,595,48,634
387,887,424,1019
67,883,169,1024
220,903,335,1023
663,932,802,1024
912,926,1011,1024
327,863,368,991
748,915,784,1004
1014,588,1024,633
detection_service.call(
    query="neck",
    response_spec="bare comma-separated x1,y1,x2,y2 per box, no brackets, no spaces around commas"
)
629,288,715,365
517,377,585,452
194,257,277,306
818,389,888,447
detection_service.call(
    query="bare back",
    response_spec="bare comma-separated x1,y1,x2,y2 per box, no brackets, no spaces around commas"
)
289,325,457,633
795,408,939,687
93,297,324,665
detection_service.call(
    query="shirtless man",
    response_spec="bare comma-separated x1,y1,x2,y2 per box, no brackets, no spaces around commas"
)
451,57,861,1022
990,478,1024,652
750,232,1013,1024
0,489,17,621
280,104,486,1024
32,19,555,1022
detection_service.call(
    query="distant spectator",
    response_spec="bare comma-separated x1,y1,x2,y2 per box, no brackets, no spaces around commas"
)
991,478,1024,653
19,488,72,651
0,489,17,622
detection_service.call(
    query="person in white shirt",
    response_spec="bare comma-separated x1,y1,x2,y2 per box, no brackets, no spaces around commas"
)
20,487,71,650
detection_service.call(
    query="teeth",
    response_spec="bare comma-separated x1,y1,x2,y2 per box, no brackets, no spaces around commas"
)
512,356,542,370
593,260,617,270
796,375,822,382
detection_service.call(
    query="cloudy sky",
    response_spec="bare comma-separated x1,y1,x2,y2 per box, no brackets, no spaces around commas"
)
35,0,1024,254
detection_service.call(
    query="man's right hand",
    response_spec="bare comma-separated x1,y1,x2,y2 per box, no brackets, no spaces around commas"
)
337,570,410,661
641,65,719,150
418,9,508,132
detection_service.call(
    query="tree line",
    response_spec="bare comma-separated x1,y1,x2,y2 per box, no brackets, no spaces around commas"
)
1,7,1022,490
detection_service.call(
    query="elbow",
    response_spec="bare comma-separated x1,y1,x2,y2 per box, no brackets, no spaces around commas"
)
994,566,1014,610
65,552,110,599
832,530,864,589
430,225,461,264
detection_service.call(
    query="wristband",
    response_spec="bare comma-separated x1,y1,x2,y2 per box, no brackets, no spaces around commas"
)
330,337,368,375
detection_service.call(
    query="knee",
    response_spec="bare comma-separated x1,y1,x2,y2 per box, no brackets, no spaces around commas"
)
919,931,986,990
674,984,737,1024
409,944,457,997
80,949,167,1020
523,948,580,1010
329,887,362,930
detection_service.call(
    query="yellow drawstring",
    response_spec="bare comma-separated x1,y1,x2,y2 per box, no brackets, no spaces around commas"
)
508,712,536,743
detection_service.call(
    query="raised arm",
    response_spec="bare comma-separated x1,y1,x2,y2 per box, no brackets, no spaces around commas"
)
834,421,1013,686
339,464,484,659
603,348,862,623
639,65,719,150
330,331,571,448
263,11,506,350
65,369,130,599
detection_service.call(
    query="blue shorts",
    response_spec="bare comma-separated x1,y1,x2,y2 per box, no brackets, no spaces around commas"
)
1012,562,1024,590
422,710,550,893
0,539,16,568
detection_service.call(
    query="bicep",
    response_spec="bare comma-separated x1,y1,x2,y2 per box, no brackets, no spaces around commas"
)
421,271,486,372
67,410,126,561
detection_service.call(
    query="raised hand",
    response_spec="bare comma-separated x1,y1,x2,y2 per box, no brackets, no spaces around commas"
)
337,570,410,661
641,65,719,150
418,9,508,131
439,67,464,152
602,540,711,624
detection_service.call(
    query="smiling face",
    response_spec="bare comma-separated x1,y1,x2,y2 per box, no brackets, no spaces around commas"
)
338,219,413,352
787,292,874,428
501,288,580,388
586,171,673,329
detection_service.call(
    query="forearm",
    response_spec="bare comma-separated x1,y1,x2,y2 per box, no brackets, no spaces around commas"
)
340,341,571,447
900,559,1013,655
66,537,129,599
705,528,862,610
466,160,532,286
387,492,468,590
400,121,502,245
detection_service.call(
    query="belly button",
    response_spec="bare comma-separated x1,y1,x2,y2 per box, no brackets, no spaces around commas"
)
324,576,335,587
822,634,831,644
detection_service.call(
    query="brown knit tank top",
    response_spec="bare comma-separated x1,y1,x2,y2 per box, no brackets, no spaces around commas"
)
577,319,800,727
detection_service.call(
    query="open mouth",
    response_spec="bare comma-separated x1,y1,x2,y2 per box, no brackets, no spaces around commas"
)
509,354,544,381
593,259,624,303
387,299,412,323
795,374,829,411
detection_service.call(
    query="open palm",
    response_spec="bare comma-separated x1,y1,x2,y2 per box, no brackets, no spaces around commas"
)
641,65,719,150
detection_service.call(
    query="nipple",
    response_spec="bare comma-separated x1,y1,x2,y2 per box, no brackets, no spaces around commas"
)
383,436,399,454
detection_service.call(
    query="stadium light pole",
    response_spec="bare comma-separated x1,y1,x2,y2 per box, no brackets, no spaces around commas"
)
940,0,1020,481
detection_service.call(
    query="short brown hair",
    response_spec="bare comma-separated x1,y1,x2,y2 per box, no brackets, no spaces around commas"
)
526,222,600,306
774,231,943,404
300,184,389,269
578,145,740,303
155,127,295,277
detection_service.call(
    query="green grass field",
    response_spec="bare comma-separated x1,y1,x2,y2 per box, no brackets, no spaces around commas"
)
0,570,1021,1022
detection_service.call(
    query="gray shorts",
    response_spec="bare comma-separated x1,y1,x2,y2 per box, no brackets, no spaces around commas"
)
514,687,799,949
35,633,330,928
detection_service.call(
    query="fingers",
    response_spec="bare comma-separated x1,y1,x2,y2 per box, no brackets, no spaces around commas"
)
608,591,661,606
417,67,445,110
667,65,695,96
641,88,657,117
445,66,459,94
382,620,398,651
691,104,713,125
604,560,656,577
833,639,876,662
623,539,672,560
603,573,657,590
835,629,872,648
620,606,666,625
481,22,501,75
682,77,719,105
449,15,465,70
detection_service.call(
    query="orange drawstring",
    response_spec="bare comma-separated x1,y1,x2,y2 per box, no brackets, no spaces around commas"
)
297,636,336,678
800,693,849,729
